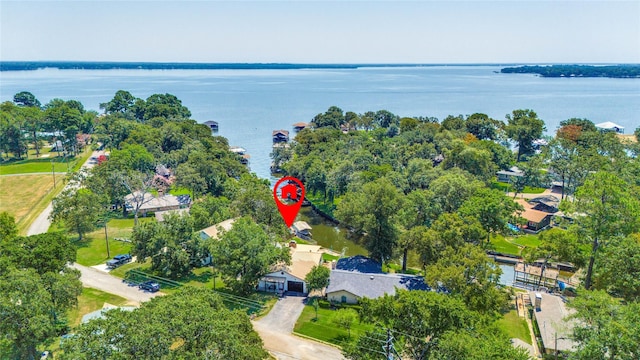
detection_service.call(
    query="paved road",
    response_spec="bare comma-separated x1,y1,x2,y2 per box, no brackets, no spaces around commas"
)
72,263,162,305
26,150,104,236
254,296,345,360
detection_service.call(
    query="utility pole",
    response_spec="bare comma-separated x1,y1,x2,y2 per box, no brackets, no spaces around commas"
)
51,159,56,188
104,219,110,258
383,328,395,360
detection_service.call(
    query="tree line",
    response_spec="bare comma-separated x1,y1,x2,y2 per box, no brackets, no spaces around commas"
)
277,105,640,359
501,65,640,78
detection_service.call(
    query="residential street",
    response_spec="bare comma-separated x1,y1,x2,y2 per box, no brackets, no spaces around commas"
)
72,263,162,305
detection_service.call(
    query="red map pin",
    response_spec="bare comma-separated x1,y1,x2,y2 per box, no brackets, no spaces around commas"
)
273,176,305,227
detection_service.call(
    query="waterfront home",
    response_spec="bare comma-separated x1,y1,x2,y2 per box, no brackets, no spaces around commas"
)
325,270,429,304
515,199,553,232
258,243,324,295
334,255,383,274
497,166,524,183
528,291,576,355
595,121,624,133
272,130,289,143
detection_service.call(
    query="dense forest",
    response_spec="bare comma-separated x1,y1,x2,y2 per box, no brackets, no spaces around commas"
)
501,64,640,78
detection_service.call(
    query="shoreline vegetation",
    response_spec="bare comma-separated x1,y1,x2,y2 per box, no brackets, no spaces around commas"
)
500,64,640,78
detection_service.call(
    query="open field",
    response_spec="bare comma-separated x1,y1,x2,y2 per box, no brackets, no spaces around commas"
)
0,174,65,230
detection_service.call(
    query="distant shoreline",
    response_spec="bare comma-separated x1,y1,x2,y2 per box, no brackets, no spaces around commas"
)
3,61,635,72
501,65,640,78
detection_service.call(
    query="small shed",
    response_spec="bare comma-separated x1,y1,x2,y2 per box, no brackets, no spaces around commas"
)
595,121,624,133
272,130,289,143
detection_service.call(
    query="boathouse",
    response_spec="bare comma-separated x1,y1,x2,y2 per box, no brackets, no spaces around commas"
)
292,122,309,131
272,130,289,143
203,120,219,131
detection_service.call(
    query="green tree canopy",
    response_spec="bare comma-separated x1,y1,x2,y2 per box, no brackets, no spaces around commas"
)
210,217,290,294
60,287,268,360
51,188,106,240
305,264,331,294
505,109,545,161
131,213,206,279
335,178,405,263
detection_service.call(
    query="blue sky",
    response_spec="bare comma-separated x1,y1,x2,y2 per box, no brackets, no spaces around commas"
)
1,1,639,63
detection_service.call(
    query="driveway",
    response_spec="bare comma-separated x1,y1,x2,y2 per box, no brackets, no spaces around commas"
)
258,295,306,333
254,295,345,360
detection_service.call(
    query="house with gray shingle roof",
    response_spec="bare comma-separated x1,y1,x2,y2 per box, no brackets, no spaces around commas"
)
325,270,429,304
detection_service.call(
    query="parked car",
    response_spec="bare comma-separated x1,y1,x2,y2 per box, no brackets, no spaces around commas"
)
138,281,160,292
106,254,132,269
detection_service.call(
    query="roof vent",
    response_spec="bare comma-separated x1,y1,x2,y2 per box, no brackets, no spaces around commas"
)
370,275,374,280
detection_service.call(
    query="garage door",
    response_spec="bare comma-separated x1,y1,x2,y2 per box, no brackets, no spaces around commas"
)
287,281,304,293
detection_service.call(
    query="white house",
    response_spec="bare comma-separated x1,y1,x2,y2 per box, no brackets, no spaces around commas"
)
258,243,324,294
595,121,624,133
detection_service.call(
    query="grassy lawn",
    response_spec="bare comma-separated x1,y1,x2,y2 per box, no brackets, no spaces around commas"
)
498,310,532,345
511,234,541,248
294,300,374,346
109,259,150,278
75,236,133,266
0,146,92,174
74,217,155,266
67,287,130,327
489,234,522,256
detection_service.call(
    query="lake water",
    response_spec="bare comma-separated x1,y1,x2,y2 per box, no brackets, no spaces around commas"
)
1,66,638,180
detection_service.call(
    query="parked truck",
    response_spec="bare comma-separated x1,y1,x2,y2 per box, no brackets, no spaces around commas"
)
106,254,132,269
